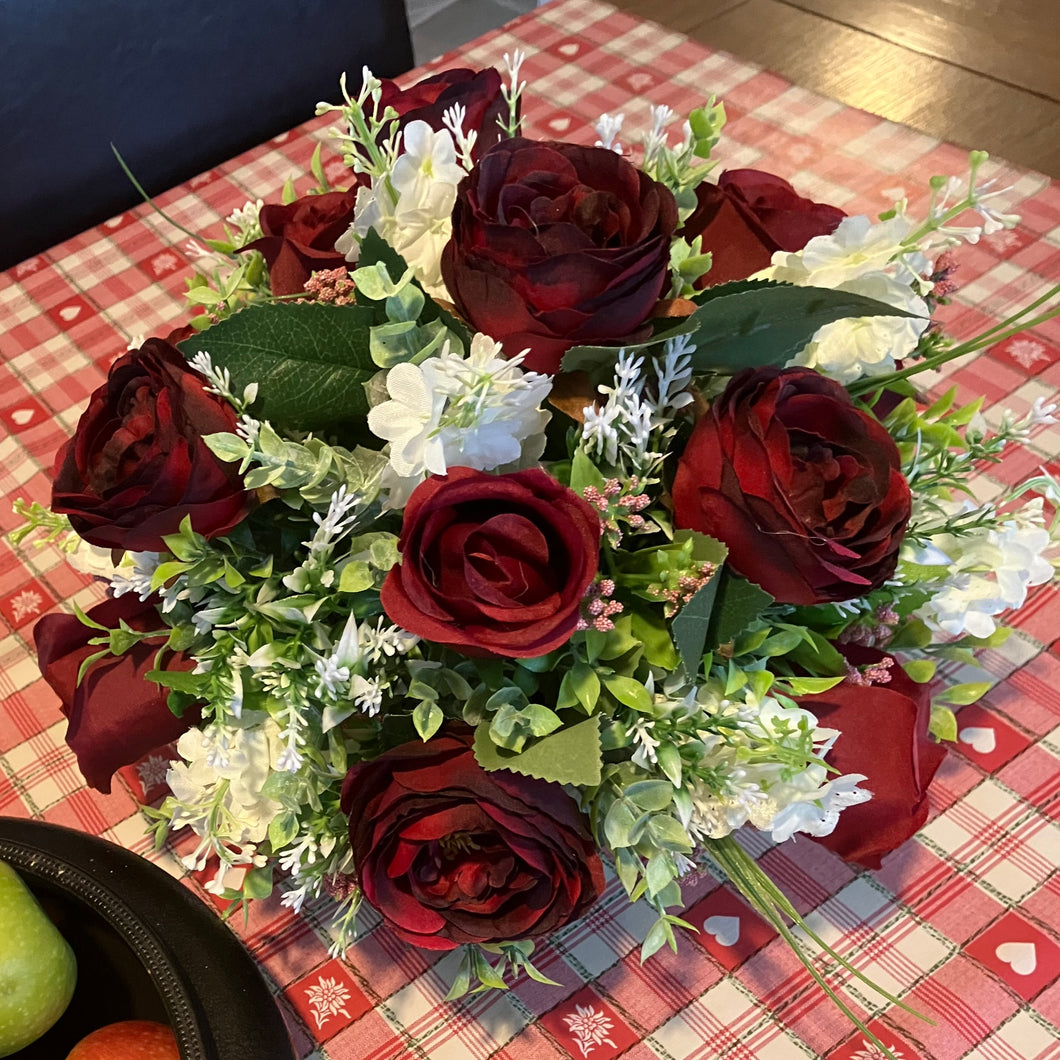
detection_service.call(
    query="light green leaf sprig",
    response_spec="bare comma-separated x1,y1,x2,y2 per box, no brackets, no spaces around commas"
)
639,96,726,209
446,940,559,1000
205,426,387,515
352,258,465,369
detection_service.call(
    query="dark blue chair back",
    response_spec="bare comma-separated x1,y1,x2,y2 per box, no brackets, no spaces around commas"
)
0,0,413,269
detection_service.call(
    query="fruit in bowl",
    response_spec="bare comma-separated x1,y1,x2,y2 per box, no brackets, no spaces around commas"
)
0,859,77,1056
67,1020,179,1059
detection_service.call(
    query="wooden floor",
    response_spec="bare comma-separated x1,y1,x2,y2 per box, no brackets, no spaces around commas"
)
606,0,1060,177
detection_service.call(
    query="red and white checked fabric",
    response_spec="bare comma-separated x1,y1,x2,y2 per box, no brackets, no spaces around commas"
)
2,2,1060,1057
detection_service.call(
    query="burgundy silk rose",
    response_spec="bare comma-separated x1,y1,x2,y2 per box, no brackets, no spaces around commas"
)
672,367,911,605
801,646,946,869
381,467,601,657
441,138,679,374
239,187,360,297
51,339,254,553
683,169,845,286
34,594,200,794
378,67,508,160
340,726,606,950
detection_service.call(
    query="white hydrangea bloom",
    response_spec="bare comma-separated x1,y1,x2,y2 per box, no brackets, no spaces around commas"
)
335,121,465,299
913,498,1054,638
759,214,930,384
788,272,930,384
368,333,552,505
66,541,123,581
768,215,913,288
168,717,284,846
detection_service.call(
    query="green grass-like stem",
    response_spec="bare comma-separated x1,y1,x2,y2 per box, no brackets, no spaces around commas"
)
111,145,218,252
707,836,932,1060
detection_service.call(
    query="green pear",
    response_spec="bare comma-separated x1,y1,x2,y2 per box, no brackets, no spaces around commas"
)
0,860,77,1056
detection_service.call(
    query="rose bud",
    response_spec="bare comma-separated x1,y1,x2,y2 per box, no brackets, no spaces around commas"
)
800,646,946,869
682,169,845,286
378,67,509,160
441,138,678,374
672,367,911,605
380,467,601,657
51,339,255,553
340,725,606,950
34,595,200,794
239,187,360,297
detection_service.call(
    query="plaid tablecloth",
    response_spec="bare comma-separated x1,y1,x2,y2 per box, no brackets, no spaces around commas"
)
3,2,1060,1057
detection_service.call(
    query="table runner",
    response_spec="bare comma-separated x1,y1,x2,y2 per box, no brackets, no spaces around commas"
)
2,2,1060,1057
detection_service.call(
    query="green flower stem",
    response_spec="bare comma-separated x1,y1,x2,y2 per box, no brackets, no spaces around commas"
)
707,836,931,1060
341,99,389,179
709,841,887,1049
901,151,989,247
902,197,977,248
714,837,925,1016
111,146,220,255
939,283,1060,353
948,305,1060,358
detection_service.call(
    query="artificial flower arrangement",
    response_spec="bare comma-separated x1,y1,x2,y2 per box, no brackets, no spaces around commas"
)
13,55,1060,1052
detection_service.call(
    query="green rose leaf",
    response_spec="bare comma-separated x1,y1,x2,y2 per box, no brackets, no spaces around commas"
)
934,680,992,707
929,704,958,742
671,576,723,677
776,675,846,696
559,313,700,378
602,674,654,713
704,567,773,652
665,531,730,675
473,715,602,786
646,814,694,854
241,865,274,900
902,658,937,684
685,280,923,374
557,660,601,713
267,810,299,851
630,607,679,670
178,303,379,435
604,797,637,848
569,448,608,494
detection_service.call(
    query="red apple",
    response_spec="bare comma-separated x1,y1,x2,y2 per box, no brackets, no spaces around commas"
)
66,1020,179,1059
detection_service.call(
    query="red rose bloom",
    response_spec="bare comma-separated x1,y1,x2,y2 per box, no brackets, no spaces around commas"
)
34,595,200,794
239,187,360,297
672,367,911,604
378,67,508,160
163,322,196,346
51,339,255,553
441,138,678,374
380,467,600,657
340,726,606,950
683,169,845,286
800,646,946,869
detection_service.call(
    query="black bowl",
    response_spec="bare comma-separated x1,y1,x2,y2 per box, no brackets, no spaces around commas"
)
0,818,295,1059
